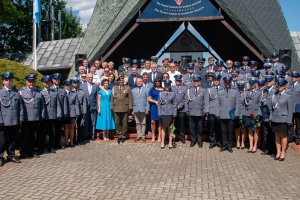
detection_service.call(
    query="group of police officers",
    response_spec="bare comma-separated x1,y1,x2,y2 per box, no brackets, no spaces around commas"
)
0,52,299,167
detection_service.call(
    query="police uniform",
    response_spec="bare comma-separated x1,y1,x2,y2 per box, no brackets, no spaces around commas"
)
290,72,300,144
158,81,177,128
185,76,206,147
19,74,45,157
260,76,277,155
218,77,240,152
182,63,195,88
204,74,222,148
40,75,62,153
111,78,133,143
240,56,251,74
270,80,293,134
271,53,285,72
0,72,22,166
72,78,88,144
51,73,66,148
172,75,187,142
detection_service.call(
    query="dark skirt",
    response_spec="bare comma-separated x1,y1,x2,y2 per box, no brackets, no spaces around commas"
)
64,117,76,124
160,115,172,128
272,122,288,134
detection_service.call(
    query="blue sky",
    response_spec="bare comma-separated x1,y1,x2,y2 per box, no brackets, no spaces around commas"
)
279,0,300,31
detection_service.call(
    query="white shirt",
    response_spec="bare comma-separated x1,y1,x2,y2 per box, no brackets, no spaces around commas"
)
168,71,181,86
87,83,92,95
141,69,151,75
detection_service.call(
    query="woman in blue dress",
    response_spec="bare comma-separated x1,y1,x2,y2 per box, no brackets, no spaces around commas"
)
96,79,115,140
148,78,163,142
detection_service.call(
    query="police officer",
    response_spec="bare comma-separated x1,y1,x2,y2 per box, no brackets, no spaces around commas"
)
270,79,293,161
235,81,246,149
204,70,215,89
63,80,80,147
19,74,45,158
215,60,225,76
72,77,87,144
111,76,133,143
244,78,262,153
240,56,251,74
290,71,300,145
51,73,65,149
40,75,62,153
271,53,285,72
182,63,195,88
158,80,177,149
185,76,206,148
219,77,240,153
204,74,222,149
172,75,187,143
260,74,277,156
0,72,22,166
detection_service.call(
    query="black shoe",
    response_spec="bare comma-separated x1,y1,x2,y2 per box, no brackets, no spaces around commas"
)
190,142,196,147
198,142,203,148
274,156,280,160
53,145,62,150
220,147,227,152
261,150,269,155
0,158,4,167
180,139,186,144
47,148,56,153
117,137,122,144
209,143,216,149
7,156,21,163
279,157,285,161
227,148,233,153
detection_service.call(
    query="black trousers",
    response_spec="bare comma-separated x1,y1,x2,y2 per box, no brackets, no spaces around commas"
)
189,116,203,143
294,113,300,143
261,121,276,154
220,119,234,148
208,114,221,146
76,115,84,143
54,119,63,147
175,111,186,139
40,120,56,151
0,126,19,158
20,121,40,155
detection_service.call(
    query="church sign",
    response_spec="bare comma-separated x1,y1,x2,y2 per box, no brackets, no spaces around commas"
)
137,0,223,22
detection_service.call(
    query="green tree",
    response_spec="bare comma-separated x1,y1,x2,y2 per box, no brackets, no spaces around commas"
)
0,0,83,54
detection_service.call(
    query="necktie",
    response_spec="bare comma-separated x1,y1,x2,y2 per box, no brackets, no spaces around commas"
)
195,88,198,93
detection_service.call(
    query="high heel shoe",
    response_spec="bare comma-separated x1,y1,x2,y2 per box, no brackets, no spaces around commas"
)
279,157,285,161
236,146,241,149
241,147,245,150
160,145,165,149
274,156,280,160
169,145,173,149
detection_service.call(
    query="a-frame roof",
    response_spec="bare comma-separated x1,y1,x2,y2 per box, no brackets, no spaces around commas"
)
74,0,299,75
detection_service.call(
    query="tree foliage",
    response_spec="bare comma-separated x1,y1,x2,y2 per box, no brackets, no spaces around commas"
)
0,0,83,54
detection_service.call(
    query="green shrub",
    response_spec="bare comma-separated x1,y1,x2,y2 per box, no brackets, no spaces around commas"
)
0,59,44,90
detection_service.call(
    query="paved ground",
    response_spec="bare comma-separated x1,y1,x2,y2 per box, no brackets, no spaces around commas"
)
0,142,299,200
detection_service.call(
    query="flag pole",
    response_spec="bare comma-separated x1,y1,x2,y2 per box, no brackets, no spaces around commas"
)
33,22,37,71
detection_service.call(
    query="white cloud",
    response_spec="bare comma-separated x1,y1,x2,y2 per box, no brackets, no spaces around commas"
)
67,0,97,30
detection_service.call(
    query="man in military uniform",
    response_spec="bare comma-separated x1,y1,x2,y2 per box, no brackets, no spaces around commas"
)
260,74,277,156
51,73,65,149
240,56,251,75
172,75,187,143
19,74,45,158
0,72,22,166
218,77,240,153
185,76,206,148
290,71,300,145
271,52,285,72
204,74,222,149
182,63,195,88
159,58,170,74
40,75,62,154
72,77,87,144
111,76,133,143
